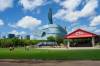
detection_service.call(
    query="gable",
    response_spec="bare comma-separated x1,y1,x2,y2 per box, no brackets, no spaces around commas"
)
65,29,96,39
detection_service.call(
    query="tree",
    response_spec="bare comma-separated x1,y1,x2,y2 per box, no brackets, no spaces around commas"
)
55,36,64,45
63,39,68,45
0,39,13,48
47,36,55,42
0,38,47,47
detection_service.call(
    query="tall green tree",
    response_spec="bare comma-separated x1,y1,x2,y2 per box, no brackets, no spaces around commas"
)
47,36,55,42
55,36,64,45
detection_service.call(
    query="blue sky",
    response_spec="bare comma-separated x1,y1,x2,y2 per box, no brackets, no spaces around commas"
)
0,0,100,38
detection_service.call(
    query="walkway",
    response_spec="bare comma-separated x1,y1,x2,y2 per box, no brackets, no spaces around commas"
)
37,47,100,50
0,61,100,66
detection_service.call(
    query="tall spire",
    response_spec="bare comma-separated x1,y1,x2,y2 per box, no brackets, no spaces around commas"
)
48,8,53,24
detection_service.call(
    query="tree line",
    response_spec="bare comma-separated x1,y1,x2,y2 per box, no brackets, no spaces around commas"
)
0,36,65,48
0,38,46,48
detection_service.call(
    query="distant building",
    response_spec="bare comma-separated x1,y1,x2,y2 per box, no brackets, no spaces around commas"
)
25,35,30,40
20,36,23,39
8,34,16,38
16,35,20,39
2,36,6,39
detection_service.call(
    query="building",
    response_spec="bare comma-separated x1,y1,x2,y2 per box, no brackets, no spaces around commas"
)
8,34,16,38
16,35,20,39
37,24,67,39
25,35,30,40
33,8,67,39
2,36,6,39
64,29,97,47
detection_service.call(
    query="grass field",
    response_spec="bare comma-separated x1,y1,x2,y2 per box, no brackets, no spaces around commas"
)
0,48,100,60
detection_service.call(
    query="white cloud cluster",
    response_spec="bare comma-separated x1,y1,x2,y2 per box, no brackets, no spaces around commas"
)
9,30,26,35
0,0,13,11
95,29,100,34
16,16,41,29
19,0,46,11
54,0,98,22
0,19,4,26
80,0,98,17
90,15,100,26
60,0,81,11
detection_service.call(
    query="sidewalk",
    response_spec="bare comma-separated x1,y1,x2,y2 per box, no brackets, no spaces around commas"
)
36,47,100,50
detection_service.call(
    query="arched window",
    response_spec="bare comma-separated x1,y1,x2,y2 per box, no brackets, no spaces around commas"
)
41,32,46,37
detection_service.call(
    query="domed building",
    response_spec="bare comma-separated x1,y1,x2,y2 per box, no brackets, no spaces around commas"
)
33,8,67,39
38,24,67,39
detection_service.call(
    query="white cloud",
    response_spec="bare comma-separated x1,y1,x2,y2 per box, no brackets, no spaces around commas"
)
80,0,98,17
60,0,81,11
90,15,100,26
64,11,80,22
0,19,4,26
16,16,41,29
9,30,26,35
54,0,98,22
19,31,26,35
95,29,100,34
9,30,19,35
8,23,17,28
53,0,61,3
0,0,13,11
19,0,46,11
54,9,80,22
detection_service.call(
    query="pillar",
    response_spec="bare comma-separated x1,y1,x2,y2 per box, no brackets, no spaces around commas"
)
67,39,70,48
92,37,95,47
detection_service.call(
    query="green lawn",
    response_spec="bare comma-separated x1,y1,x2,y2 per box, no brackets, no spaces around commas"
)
0,48,100,60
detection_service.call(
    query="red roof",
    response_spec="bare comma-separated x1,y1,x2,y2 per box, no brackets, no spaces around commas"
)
64,29,97,39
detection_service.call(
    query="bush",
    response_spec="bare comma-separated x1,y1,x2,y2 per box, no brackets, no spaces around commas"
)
47,36,55,42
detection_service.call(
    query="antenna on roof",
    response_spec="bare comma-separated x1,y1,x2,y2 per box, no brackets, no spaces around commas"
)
48,8,53,24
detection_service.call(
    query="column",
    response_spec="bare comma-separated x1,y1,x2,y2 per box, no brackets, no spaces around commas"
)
92,37,95,47
67,39,70,48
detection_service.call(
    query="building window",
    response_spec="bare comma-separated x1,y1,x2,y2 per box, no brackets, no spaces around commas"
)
41,32,46,37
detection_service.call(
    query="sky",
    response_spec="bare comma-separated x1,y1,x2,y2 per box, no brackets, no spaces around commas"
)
0,0,100,38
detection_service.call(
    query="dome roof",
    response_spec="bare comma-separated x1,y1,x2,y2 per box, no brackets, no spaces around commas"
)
33,24,67,39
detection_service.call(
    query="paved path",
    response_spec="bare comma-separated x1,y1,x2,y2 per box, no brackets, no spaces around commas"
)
37,47,100,50
0,61,100,66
